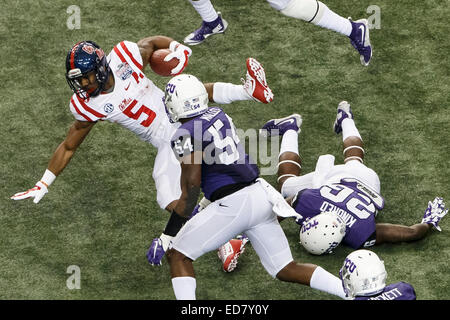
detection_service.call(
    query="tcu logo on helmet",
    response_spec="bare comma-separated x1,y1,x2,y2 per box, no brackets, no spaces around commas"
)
166,83,176,94
343,257,357,273
301,219,318,233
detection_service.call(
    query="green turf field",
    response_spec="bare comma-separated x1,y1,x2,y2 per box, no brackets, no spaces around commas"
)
1,0,449,300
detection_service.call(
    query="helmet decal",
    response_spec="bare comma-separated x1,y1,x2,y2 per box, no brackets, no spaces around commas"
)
66,41,111,100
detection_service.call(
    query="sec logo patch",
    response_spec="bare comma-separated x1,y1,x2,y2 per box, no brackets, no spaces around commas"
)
104,103,114,113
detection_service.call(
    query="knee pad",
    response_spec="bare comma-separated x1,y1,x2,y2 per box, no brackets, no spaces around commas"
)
279,0,325,24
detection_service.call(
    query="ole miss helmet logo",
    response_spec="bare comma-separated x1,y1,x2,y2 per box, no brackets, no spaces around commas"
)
82,44,105,60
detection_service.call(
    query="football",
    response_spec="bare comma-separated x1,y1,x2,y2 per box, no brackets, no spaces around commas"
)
150,49,178,77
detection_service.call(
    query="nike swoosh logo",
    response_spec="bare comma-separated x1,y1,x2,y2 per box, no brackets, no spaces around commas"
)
219,203,228,207
212,24,223,33
359,25,365,45
125,83,131,91
277,118,294,126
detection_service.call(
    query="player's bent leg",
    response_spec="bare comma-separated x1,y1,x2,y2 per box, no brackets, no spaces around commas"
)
280,172,315,198
277,262,347,298
153,140,182,210
277,151,302,191
166,248,195,277
167,248,197,299
277,0,325,24
343,136,364,163
245,214,294,278
274,0,372,65
334,101,365,163
276,261,316,285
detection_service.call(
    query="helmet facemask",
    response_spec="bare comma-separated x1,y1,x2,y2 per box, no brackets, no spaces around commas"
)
66,41,111,100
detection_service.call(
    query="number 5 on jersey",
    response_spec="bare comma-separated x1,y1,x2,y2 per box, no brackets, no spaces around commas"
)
123,99,156,127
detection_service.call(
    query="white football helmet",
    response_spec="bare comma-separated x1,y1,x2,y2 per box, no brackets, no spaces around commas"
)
299,211,346,255
164,74,209,123
339,249,387,298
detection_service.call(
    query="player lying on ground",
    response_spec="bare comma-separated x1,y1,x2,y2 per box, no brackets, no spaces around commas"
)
184,0,372,66
340,249,416,300
161,74,349,300
263,101,448,254
216,101,448,269
10,36,273,258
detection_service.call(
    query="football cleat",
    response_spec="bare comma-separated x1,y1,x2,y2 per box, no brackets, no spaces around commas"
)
242,58,274,104
334,101,354,134
183,12,228,45
217,235,249,272
348,18,372,66
421,197,448,232
260,114,302,137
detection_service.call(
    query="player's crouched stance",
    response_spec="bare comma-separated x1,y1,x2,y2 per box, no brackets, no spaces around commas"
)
160,74,348,300
340,249,416,300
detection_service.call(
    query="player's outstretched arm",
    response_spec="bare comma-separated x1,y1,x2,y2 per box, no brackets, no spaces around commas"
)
137,35,192,75
11,120,96,204
375,197,448,244
375,223,431,245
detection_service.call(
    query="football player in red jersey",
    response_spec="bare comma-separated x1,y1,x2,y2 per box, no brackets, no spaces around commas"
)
11,35,274,266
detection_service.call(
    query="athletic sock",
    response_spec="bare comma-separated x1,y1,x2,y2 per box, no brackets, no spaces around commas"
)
310,266,347,299
212,82,250,104
315,4,352,37
171,276,197,300
189,0,218,22
279,129,299,157
341,118,362,141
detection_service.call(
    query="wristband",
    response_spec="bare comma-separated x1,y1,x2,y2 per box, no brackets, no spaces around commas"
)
40,169,56,187
163,210,188,237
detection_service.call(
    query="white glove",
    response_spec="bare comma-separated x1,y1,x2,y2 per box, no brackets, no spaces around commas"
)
166,41,192,75
421,197,448,232
11,181,48,204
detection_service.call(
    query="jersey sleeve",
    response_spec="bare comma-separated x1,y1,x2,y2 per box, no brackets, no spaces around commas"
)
112,41,144,71
69,94,105,122
171,126,204,161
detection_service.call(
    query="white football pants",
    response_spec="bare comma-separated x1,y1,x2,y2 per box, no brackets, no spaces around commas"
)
172,180,294,278
281,155,381,198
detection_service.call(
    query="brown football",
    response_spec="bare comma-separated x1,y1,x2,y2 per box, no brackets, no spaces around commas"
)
150,49,178,77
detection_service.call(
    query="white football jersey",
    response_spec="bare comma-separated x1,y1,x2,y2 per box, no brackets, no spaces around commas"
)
69,41,176,146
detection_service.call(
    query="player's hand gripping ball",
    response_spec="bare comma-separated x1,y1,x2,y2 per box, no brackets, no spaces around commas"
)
150,49,179,77
150,49,180,77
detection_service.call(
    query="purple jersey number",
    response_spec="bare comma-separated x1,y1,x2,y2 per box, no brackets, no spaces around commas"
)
319,184,377,220
295,182,379,249
204,115,240,165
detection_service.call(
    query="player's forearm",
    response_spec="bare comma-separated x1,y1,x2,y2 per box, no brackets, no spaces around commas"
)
376,223,431,244
138,35,173,50
174,186,201,218
138,35,174,69
47,142,76,176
